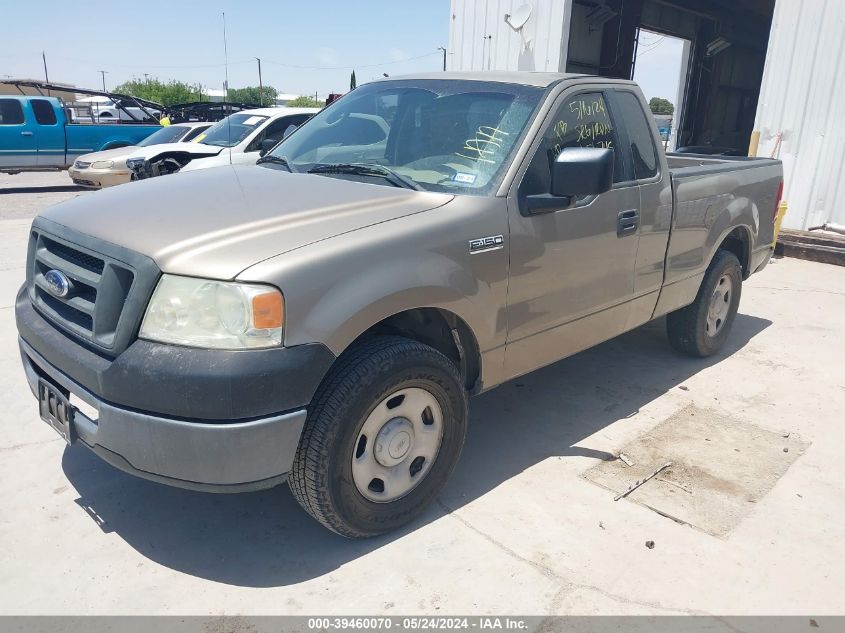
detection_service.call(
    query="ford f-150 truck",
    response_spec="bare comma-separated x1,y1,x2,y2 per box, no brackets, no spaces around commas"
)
0,96,159,173
15,73,783,538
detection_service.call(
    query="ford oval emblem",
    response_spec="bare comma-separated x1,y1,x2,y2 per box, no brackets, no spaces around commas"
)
44,270,71,298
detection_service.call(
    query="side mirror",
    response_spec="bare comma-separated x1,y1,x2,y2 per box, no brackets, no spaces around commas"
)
524,147,615,215
552,147,614,197
260,138,277,156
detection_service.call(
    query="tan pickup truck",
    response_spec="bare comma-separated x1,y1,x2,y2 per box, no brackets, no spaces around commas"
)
16,72,783,537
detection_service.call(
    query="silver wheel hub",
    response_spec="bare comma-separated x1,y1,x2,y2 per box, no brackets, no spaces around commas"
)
374,418,414,467
352,387,444,503
706,274,733,337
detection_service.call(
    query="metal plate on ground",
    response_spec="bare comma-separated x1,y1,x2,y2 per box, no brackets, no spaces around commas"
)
584,405,808,537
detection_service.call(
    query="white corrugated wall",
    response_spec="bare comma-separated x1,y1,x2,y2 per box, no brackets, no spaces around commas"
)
447,0,572,73
754,0,845,229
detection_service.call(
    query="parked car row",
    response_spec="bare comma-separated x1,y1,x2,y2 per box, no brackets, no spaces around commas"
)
70,107,318,187
0,85,318,182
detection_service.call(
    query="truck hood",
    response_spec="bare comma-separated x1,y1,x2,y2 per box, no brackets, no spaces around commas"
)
39,165,454,279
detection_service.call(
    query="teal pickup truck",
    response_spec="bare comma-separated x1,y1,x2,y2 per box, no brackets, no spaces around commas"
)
0,96,159,173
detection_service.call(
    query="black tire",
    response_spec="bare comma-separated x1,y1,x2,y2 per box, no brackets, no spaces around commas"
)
288,335,468,538
666,250,742,357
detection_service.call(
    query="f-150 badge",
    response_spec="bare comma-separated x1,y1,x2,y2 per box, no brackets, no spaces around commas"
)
469,235,505,253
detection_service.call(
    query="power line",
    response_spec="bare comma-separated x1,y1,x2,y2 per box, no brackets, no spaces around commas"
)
262,51,440,70
636,39,666,58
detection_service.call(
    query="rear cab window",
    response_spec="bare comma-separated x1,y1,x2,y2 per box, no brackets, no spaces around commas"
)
612,91,659,180
31,99,58,125
0,99,25,125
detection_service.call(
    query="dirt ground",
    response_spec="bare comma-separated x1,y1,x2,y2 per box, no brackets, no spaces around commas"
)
1,171,844,617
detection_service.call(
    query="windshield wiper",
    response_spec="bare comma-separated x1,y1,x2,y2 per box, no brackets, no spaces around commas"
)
257,155,297,172
307,163,422,190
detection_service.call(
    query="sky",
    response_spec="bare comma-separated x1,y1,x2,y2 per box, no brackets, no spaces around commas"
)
633,30,686,105
0,0,452,98
1,1,680,102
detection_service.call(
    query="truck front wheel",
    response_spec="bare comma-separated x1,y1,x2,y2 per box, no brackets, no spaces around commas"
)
666,250,743,357
288,336,468,538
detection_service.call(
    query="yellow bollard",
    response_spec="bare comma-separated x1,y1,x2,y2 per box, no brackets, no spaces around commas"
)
748,130,761,157
773,200,788,246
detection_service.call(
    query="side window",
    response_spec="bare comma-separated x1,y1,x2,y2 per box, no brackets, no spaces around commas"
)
615,92,658,180
248,117,298,151
269,114,310,143
519,92,625,197
0,99,25,125
250,114,314,151
31,99,58,125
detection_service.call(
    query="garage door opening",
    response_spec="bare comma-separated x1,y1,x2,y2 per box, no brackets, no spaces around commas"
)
631,28,689,150
566,0,776,156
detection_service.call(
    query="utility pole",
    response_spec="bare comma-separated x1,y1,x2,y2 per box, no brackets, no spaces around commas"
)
438,46,447,71
98,70,108,92
42,51,49,82
254,57,263,106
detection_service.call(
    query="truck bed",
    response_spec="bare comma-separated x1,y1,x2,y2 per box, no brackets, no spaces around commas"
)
656,152,783,317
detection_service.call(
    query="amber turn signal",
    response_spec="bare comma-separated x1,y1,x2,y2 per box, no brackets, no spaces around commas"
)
252,291,284,329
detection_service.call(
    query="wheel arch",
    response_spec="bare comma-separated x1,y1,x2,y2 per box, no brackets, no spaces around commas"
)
714,224,752,279
100,141,130,150
333,307,482,393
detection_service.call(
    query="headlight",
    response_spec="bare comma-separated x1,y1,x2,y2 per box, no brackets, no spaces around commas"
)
140,275,284,349
91,160,114,169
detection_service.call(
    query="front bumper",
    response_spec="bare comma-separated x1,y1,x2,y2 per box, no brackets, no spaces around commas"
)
68,166,131,189
16,287,335,492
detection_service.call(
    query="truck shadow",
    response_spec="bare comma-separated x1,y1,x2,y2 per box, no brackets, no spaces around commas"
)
61,313,771,588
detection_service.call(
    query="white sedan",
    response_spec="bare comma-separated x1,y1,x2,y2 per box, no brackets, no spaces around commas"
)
128,107,319,179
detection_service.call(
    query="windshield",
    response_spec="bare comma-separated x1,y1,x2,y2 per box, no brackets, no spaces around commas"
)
199,113,268,147
267,80,543,195
137,125,192,147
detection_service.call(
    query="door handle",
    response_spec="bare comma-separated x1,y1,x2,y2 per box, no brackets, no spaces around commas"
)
21,131,34,137
617,209,639,237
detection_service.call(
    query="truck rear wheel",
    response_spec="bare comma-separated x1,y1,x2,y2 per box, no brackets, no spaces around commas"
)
288,336,468,538
666,250,742,357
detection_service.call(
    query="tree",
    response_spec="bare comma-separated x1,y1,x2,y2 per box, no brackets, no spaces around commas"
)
227,85,278,106
350,70,357,90
287,95,322,108
112,78,202,106
649,97,675,115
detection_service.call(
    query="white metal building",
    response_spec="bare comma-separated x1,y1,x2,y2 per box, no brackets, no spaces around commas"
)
448,0,845,230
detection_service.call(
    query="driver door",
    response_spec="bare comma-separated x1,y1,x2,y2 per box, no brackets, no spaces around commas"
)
503,89,641,380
